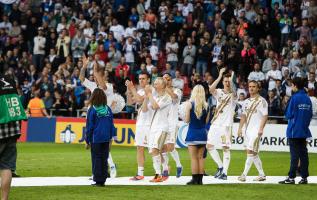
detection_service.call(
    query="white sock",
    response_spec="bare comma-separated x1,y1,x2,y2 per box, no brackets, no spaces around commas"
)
162,153,169,171
223,150,231,175
152,155,161,175
108,153,115,168
209,149,223,168
137,166,144,176
170,149,182,167
253,155,265,176
242,154,254,176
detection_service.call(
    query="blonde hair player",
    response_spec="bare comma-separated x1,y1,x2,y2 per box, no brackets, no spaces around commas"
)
143,77,172,182
126,72,153,181
79,55,117,178
161,73,183,180
207,67,236,180
237,80,268,182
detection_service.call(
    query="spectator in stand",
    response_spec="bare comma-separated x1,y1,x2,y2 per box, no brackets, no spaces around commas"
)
266,62,282,91
110,18,124,42
240,41,256,80
149,39,159,66
248,63,265,82
33,27,46,72
166,35,179,70
95,44,108,64
108,45,122,70
115,57,130,79
306,45,317,69
172,70,184,91
195,37,210,78
123,36,137,74
71,29,86,63
182,37,196,77
307,70,317,96
56,29,70,64
42,90,54,111
262,50,280,74
163,63,176,79
145,56,155,75
267,89,282,117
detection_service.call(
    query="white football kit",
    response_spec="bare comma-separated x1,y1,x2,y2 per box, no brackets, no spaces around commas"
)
166,88,182,144
148,93,172,151
135,88,153,147
242,96,268,152
208,89,236,147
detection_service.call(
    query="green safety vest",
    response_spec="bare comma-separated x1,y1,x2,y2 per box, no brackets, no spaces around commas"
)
0,76,27,124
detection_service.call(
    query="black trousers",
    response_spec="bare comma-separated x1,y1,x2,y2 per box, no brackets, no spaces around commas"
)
91,142,109,184
288,138,309,179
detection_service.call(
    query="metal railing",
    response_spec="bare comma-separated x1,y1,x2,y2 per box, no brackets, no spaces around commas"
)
48,108,137,119
27,108,317,124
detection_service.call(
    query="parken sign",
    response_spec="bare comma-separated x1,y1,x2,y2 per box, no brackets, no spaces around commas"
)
176,122,317,153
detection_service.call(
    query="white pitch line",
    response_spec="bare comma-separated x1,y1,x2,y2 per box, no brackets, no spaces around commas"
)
10,176,317,187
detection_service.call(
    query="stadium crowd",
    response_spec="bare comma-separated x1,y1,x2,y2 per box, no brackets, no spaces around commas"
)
0,0,317,118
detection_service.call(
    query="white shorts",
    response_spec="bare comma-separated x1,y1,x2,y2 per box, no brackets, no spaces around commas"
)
244,131,261,153
148,129,168,152
207,125,232,148
134,125,150,147
165,126,178,144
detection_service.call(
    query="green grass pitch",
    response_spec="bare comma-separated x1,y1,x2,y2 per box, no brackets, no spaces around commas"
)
8,143,317,200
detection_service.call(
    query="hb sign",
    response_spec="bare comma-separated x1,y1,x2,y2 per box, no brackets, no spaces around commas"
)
0,76,27,124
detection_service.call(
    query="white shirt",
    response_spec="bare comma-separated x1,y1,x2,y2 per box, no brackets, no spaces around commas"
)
182,3,193,17
136,89,153,126
33,36,46,55
0,21,12,30
150,45,159,60
248,71,265,82
166,42,179,62
266,69,282,90
82,78,114,106
172,78,184,90
308,81,316,90
110,24,125,41
124,27,136,38
167,88,182,130
149,93,172,131
212,89,236,127
56,23,66,33
124,43,135,63
242,96,268,134
83,28,94,44
146,64,154,74
137,20,150,30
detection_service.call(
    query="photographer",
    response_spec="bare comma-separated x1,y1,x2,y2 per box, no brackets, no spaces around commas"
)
0,75,27,200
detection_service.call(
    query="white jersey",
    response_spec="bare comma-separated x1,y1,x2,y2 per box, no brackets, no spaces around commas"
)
136,88,153,127
82,78,114,106
242,96,268,134
211,89,236,127
149,93,172,131
167,87,182,125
